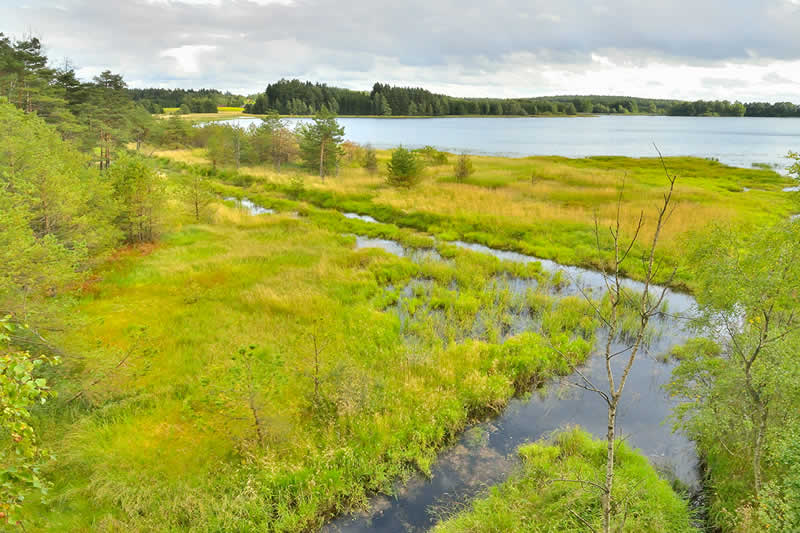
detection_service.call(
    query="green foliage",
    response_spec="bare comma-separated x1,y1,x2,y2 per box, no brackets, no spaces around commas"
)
28,201,602,530
0,102,118,317
789,150,800,183
386,146,423,187
667,221,800,531
107,153,167,243
0,316,59,524
415,145,449,165
206,123,246,168
128,87,243,111
288,174,305,200
297,109,345,178
180,170,213,222
158,114,193,148
253,112,297,171
758,424,800,531
363,144,378,175
250,78,800,117
454,153,474,182
434,428,698,533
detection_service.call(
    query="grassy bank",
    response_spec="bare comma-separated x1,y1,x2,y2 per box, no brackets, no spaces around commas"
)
434,428,698,532
152,147,796,290
29,187,606,530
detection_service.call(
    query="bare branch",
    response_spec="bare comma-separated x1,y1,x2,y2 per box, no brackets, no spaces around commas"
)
570,509,599,533
550,478,608,494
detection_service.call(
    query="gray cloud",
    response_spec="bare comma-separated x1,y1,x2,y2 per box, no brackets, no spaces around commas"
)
3,0,800,99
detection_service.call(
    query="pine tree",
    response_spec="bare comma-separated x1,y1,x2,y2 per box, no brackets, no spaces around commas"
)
297,109,344,180
386,145,422,187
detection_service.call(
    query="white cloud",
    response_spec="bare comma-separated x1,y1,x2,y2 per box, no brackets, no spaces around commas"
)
159,44,217,74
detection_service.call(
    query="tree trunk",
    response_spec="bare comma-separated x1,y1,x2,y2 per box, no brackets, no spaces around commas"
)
604,401,617,533
319,139,325,181
249,392,264,445
753,405,769,497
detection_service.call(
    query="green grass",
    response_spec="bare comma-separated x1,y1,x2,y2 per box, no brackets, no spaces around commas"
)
434,428,698,533
28,188,607,530
28,145,796,530
152,148,797,290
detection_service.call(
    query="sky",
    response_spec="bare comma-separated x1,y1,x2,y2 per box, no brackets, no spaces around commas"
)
3,0,800,102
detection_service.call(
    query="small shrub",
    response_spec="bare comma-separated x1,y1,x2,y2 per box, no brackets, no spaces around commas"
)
288,175,305,199
415,145,449,165
454,153,474,182
386,146,423,188
363,144,378,175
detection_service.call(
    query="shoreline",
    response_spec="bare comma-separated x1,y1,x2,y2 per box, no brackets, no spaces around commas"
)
164,111,800,121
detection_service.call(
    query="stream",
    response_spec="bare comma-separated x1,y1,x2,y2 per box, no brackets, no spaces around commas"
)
231,200,707,531
222,169,796,530
325,223,699,532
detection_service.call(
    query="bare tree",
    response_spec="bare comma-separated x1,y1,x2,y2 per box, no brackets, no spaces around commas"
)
554,145,678,533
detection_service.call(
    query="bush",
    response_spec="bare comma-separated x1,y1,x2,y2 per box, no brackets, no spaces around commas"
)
454,153,474,182
415,145,448,165
288,175,305,199
363,144,378,175
386,146,423,187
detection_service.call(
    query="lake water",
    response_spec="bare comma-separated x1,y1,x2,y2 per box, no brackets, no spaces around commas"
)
217,115,800,171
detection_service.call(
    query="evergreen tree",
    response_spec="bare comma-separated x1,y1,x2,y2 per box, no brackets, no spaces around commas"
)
386,145,422,187
76,71,135,169
107,153,166,243
297,110,344,180
0,101,118,318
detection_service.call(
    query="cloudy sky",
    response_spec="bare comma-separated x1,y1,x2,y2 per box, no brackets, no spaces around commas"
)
3,0,800,101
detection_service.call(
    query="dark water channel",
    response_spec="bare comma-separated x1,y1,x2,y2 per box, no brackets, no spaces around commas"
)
325,232,699,532
228,202,702,531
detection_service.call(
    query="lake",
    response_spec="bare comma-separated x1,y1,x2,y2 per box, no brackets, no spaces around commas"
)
216,115,800,171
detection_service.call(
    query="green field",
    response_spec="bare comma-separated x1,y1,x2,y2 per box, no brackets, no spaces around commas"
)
29,192,611,530
23,146,794,530
153,147,797,289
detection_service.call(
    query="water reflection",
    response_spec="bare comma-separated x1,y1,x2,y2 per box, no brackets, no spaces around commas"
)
332,235,699,532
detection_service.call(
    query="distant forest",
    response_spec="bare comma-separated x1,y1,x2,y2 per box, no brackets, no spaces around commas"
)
125,79,800,118
126,88,245,114
236,79,800,118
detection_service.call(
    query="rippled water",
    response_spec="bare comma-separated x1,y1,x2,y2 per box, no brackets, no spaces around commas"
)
215,115,800,170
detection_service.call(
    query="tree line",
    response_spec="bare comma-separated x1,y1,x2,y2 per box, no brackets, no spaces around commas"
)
243,79,800,117
0,33,165,168
127,87,245,114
